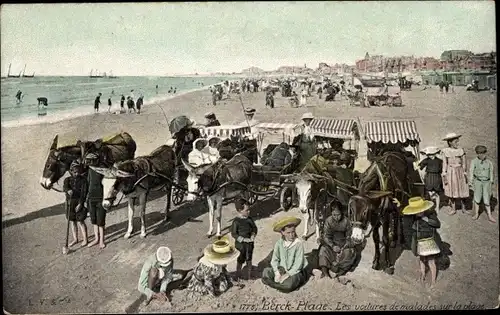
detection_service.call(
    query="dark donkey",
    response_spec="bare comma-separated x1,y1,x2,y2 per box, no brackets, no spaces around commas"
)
182,150,254,237
40,133,137,190
91,145,175,239
348,151,410,274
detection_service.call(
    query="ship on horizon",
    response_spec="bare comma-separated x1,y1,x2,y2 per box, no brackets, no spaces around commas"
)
7,63,21,78
22,64,35,78
89,69,104,78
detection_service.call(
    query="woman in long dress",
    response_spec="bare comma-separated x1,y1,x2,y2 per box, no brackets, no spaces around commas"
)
441,133,469,215
300,89,308,106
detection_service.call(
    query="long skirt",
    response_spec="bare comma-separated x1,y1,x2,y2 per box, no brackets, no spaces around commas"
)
261,267,307,293
443,166,469,199
318,245,356,276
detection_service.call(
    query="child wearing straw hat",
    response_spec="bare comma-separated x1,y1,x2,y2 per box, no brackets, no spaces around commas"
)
261,217,309,293
186,237,239,297
403,197,441,287
441,132,469,215
418,146,444,211
469,145,496,222
138,246,175,305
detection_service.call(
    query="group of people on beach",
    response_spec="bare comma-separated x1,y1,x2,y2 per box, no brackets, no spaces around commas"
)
94,90,144,114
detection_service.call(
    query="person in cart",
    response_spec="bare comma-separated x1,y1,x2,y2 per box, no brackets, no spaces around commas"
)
293,113,317,170
263,142,292,169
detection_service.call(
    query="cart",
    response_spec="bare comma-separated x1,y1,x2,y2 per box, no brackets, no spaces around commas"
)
171,125,252,205
245,122,302,206
279,117,361,211
363,119,424,197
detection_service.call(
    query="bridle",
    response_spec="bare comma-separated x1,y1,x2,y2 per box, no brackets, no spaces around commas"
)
348,195,374,239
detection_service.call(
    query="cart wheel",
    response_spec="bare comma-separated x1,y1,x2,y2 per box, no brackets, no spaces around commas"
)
280,187,293,211
246,189,258,205
314,188,330,223
172,187,185,205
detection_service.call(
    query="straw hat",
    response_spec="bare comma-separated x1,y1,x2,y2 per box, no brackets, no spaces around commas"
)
301,113,314,120
402,197,434,215
421,146,441,155
244,108,256,114
203,238,240,265
272,216,302,232
204,112,215,118
442,132,461,141
156,246,173,267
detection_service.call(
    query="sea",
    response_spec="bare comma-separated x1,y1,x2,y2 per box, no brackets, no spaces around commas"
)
0,75,237,128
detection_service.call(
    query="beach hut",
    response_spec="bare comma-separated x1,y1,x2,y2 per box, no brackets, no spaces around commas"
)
443,72,466,86
487,74,497,90
420,71,443,86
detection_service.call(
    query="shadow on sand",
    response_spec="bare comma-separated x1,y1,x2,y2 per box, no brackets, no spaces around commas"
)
2,189,170,229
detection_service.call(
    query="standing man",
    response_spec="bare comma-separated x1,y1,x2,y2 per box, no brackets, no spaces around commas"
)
94,93,102,113
84,152,107,249
294,113,317,170
107,96,112,113
120,94,126,113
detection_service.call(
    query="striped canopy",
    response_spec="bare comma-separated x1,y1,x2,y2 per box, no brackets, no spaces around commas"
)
364,120,421,144
310,118,358,139
199,125,251,138
255,122,300,138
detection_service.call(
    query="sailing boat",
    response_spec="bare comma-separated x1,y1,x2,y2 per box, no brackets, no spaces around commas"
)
22,64,35,78
7,63,21,78
108,70,118,79
89,69,104,78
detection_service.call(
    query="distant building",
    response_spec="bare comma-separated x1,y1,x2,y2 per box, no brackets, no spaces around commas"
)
241,67,265,75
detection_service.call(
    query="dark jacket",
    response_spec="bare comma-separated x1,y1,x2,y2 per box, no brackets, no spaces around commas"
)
322,216,352,248
412,211,440,240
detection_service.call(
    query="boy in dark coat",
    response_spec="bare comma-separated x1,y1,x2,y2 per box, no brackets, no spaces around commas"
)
84,152,107,249
63,159,88,247
231,198,258,281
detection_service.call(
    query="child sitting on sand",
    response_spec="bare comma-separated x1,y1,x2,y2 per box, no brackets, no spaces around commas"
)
231,198,257,281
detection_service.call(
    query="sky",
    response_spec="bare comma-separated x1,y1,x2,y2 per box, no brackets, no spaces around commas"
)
0,1,496,76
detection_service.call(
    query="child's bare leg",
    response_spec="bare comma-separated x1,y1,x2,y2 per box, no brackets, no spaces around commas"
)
235,262,242,281
69,221,78,247
418,257,426,282
78,221,88,246
88,225,99,247
486,205,496,223
448,198,456,215
98,226,106,249
428,258,437,286
461,198,468,213
472,202,480,220
246,260,252,280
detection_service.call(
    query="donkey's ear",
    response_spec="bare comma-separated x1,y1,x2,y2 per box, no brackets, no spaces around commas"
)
50,135,59,150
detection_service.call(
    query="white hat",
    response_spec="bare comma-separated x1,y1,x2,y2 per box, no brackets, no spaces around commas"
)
156,246,172,267
421,146,441,155
442,132,461,141
301,113,314,120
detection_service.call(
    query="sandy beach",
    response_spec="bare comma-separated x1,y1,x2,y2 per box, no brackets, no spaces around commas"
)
2,86,498,313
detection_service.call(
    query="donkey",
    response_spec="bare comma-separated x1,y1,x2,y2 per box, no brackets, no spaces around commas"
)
40,133,136,191
182,152,253,237
347,151,410,274
90,145,175,239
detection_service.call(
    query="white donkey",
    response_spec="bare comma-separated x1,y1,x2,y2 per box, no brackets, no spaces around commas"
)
91,145,176,239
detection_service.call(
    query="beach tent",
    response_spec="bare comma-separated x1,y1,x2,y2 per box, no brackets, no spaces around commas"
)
309,117,360,151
